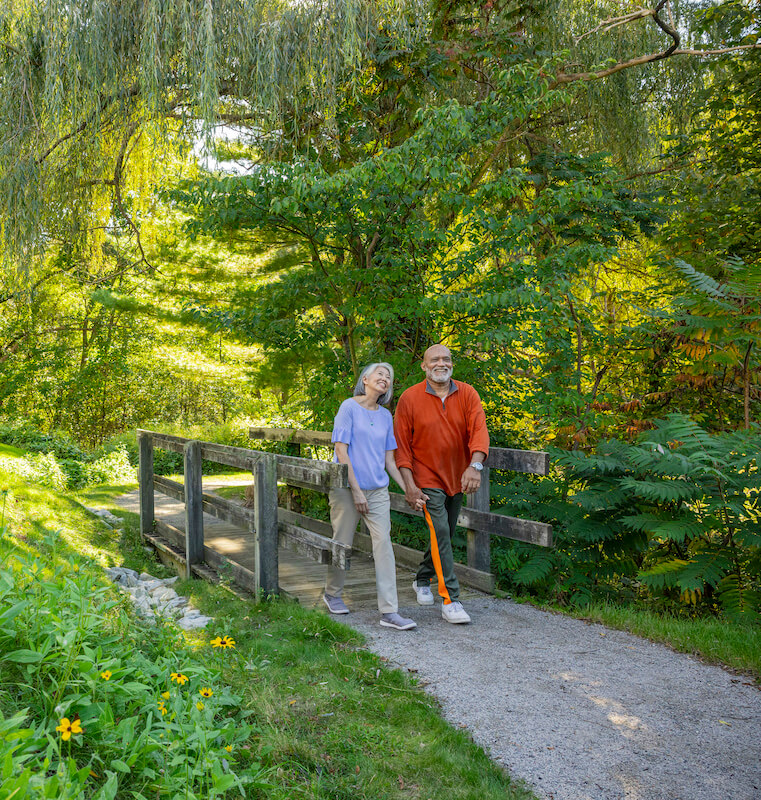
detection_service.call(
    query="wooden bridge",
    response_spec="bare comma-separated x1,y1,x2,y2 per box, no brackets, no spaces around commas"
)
135,428,552,608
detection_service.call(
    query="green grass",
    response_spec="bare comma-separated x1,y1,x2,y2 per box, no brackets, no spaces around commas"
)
0,442,25,458
0,468,535,799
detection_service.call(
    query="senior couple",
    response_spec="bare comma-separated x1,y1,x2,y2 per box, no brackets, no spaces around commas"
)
323,345,489,631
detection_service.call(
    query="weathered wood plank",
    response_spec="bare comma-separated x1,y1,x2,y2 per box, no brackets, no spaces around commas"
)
154,475,184,501
138,432,154,538
139,431,187,454
277,508,333,538
278,521,351,569
487,447,550,475
458,505,553,547
253,453,279,596
248,427,550,476
202,546,260,595
387,492,552,546
154,518,186,550
250,427,333,447
184,441,204,579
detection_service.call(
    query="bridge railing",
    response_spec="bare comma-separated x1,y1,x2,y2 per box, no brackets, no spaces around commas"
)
249,427,553,594
137,430,352,596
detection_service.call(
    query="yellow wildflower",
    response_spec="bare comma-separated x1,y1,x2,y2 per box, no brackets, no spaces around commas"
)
157,701,168,716
100,670,112,681
199,687,213,698
56,718,83,741
196,701,204,711
210,636,223,647
211,635,235,649
170,672,189,685
161,691,170,699
225,745,233,753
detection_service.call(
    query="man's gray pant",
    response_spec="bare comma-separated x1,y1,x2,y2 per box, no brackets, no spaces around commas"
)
416,488,463,604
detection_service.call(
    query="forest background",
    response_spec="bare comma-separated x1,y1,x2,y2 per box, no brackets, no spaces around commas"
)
1,0,759,620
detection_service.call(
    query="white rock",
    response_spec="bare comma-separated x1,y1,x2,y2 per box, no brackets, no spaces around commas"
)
139,572,156,582
177,615,213,630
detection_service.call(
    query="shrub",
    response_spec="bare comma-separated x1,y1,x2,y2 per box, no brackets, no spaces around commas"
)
492,414,761,620
0,451,68,491
0,530,267,798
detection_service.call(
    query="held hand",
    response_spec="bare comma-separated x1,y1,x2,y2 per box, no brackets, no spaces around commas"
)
352,490,369,515
405,485,430,511
461,466,482,495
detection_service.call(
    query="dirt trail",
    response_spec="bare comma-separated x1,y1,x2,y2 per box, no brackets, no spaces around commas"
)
340,594,760,800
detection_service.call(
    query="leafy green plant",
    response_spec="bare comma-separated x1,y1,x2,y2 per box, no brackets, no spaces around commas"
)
493,414,760,619
0,530,267,798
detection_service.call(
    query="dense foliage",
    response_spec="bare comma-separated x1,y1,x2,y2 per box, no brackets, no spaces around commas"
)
1,1,759,618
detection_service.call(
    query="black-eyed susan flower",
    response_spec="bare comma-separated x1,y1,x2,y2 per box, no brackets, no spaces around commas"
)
100,670,112,681
196,701,204,711
211,635,235,649
199,687,213,698
210,636,223,647
157,701,168,716
161,691,170,699
170,672,189,685
56,717,83,741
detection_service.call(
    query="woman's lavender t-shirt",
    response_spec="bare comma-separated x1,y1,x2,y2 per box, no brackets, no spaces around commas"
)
331,398,397,490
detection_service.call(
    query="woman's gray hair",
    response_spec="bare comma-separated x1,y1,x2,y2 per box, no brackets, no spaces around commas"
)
353,362,395,405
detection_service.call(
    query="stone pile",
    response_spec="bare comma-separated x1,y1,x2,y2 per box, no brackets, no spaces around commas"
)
105,567,214,630
86,507,125,529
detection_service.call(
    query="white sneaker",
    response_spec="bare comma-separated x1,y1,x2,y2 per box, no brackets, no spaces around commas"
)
412,581,435,606
441,601,471,624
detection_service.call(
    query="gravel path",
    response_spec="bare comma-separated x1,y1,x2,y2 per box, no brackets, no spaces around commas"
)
340,593,761,800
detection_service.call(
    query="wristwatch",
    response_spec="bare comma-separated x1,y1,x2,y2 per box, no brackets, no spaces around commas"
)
469,462,484,472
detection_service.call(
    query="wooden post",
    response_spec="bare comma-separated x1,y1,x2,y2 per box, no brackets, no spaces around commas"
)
253,453,279,596
466,466,491,573
183,440,204,579
138,431,154,538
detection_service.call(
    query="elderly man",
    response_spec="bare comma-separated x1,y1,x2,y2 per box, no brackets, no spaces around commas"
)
394,345,489,624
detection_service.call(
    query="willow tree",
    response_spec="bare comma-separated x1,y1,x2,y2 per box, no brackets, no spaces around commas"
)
0,0,431,271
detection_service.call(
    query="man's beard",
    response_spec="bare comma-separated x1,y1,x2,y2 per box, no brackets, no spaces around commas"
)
426,366,452,385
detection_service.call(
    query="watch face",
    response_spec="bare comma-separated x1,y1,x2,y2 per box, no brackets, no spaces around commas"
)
471,462,483,471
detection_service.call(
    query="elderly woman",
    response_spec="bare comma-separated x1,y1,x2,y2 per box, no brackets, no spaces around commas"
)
323,363,416,630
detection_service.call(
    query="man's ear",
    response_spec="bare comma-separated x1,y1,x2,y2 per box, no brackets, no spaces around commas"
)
420,361,426,372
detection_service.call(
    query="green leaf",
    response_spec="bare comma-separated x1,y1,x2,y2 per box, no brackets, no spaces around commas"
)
3,650,43,664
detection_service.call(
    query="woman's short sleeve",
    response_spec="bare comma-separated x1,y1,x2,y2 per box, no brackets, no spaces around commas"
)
385,415,397,451
331,400,353,445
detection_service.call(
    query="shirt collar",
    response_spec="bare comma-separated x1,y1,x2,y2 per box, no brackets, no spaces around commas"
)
425,379,458,397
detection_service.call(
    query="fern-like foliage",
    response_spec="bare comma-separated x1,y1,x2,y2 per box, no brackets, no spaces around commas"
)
492,413,760,621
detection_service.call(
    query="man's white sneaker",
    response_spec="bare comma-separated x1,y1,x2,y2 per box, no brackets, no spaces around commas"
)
412,581,435,606
441,601,471,624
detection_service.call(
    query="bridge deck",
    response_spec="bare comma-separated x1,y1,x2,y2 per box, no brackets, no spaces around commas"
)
115,482,472,611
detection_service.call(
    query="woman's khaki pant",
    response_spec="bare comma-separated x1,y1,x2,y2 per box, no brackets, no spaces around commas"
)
325,487,399,614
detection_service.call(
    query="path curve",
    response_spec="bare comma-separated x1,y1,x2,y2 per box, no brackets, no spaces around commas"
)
341,594,760,800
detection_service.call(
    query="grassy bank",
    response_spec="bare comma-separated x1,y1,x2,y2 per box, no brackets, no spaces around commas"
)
0,470,534,799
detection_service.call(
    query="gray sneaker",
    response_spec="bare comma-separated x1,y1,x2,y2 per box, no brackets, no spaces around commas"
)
412,581,435,606
441,600,471,624
323,593,349,614
380,612,417,630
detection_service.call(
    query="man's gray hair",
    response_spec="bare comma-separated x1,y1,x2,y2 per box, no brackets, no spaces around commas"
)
353,362,395,405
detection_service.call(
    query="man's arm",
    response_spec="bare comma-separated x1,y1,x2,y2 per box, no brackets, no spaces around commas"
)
461,386,490,495
400,467,430,509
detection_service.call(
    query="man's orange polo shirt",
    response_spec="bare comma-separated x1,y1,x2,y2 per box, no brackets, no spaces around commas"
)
394,379,489,496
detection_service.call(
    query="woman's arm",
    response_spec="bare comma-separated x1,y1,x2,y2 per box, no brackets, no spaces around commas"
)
334,442,368,514
384,450,406,492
